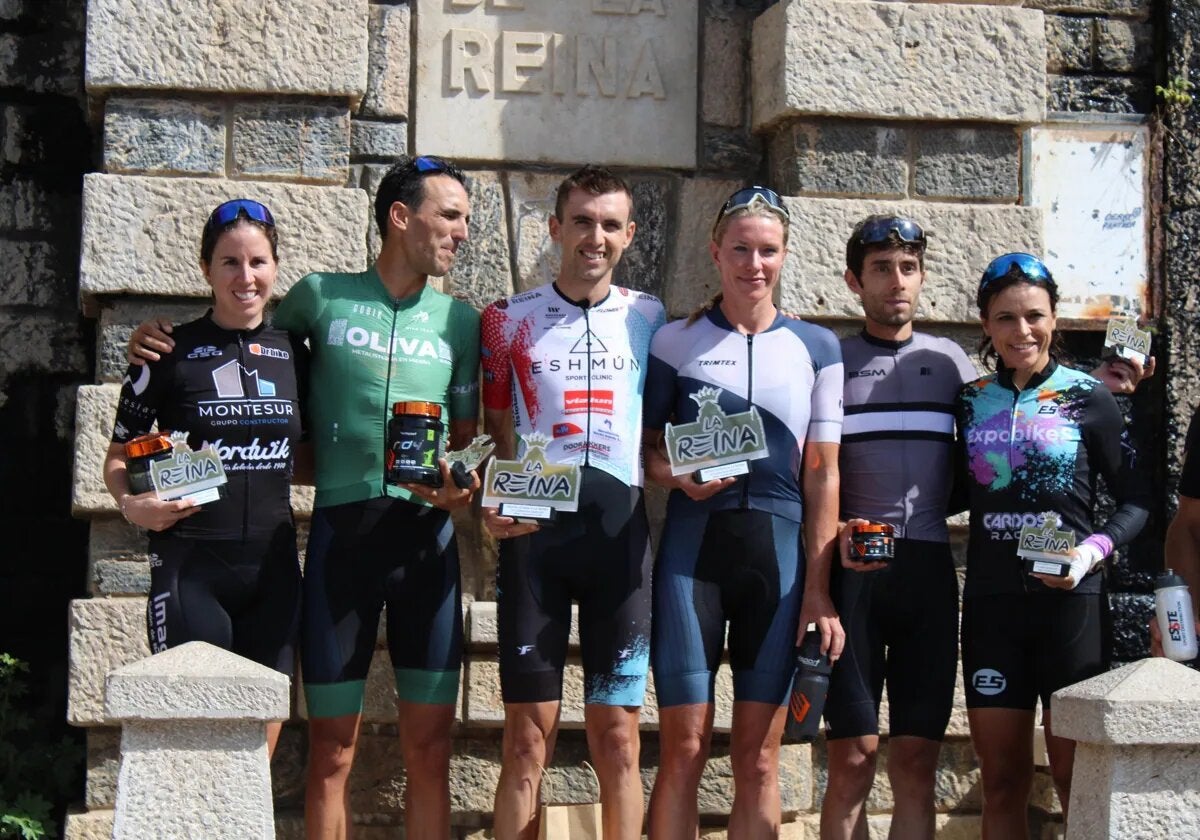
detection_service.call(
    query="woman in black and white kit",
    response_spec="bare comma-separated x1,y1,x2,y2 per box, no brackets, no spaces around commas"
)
103,199,307,756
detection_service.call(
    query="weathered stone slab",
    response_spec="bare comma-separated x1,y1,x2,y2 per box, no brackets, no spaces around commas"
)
1046,15,1093,73
85,728,121,809
0,239,73,306
614,176,671,299
1047,74,1153,114
361,3,410,119
701,14,746,127
1025,0,1150,19
445,170,514,310
78,174,368,311
1052,657,1200,744
85,0,367,98
103,98,225,177
232,104,351,184
1096,19,1152,72
0,312,88,404
778,197,1043,323
768,121,909,198
94,299,211,383
414,0,698,167
752,0,1046,130
64,810,114,840
664,177,742,319
68,596,149,726
914,126,1021,200
351,119,408,161
507,171,563,293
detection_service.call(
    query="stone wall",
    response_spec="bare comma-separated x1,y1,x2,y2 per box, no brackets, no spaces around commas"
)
0,0,92,817
57,0,1189,838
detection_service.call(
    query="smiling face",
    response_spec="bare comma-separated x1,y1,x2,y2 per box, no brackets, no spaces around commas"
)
981,281,1057,379
549,187,635,290
709,213,787,307
845,244,925,338
202,221,277,330
393,173,471,279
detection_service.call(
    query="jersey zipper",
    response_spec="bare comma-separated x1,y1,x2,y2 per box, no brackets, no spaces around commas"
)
583,306,593,468
237,332,249,541
896,346,909,535
383,301,399,496
742,333,754,509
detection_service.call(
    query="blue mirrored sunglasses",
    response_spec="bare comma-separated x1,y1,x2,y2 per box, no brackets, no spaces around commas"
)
979,252,1054,290
413,155,450,173
208,199,275,229
858,217,925,245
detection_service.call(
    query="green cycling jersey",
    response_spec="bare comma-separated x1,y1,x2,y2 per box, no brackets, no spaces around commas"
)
273,268,480,508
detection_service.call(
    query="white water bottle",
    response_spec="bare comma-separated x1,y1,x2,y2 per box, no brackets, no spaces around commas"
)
1155,569,1199,662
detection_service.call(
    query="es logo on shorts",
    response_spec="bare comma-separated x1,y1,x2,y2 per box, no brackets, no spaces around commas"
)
972,668,1007,696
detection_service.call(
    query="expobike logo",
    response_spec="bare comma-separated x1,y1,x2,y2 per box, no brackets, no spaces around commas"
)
968,425,1070,445
971,669,1007,696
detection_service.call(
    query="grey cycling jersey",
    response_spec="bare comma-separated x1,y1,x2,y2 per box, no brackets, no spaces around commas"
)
840,331,978,542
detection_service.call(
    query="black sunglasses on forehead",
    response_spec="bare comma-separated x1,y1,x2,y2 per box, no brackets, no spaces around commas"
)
857,217,925,245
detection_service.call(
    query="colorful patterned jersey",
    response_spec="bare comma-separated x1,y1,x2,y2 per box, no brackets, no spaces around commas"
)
481,282,665,487
956,361,1149,596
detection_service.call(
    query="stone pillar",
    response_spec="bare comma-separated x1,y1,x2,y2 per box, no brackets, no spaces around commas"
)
104,642,290,840
1051,657,1200,839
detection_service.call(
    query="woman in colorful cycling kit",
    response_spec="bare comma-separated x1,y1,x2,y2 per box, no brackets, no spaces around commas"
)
103,200,306,757
957,253,1148,836
643,187,844,838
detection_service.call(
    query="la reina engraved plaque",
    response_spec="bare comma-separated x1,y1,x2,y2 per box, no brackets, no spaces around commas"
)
416,0,698,167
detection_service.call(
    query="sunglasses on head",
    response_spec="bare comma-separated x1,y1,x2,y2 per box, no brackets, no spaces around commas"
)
979,252,1054,291
712,186,790,236
857,217,925,246
207,199,275,229
413,155,451,173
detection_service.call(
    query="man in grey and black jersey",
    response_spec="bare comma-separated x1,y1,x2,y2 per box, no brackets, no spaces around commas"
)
822,216,1153,839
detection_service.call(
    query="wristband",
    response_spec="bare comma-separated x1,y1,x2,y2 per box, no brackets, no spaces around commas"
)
1081,533,1114,560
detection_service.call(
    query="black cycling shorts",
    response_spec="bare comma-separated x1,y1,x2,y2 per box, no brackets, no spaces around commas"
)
824,539,959,741
962,591,1108,711
301,497,463,717
497,467,652,706
146,524,301,676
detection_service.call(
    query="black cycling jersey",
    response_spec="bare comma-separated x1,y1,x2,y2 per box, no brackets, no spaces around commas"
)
112,313,307,539
1181,403,1200,499
956,360,1149,597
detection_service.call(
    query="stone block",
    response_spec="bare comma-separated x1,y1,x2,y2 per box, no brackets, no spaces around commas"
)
1052,657,1200,744
0,0,20,20
351,119,408,160
68,596,149,726
0,239,73,306
701,125,763,174
752,0,1046,130
232,104,351,184
914,126,1020,200
92,559,150,597
664,177,743,319
85,728,121,809
1046,15,1093,73
71,383,119,515
64,810,114,840
768,121,908,198
106,641,290,721
361,3,410,119
94,299,211,383
78,174,369,310
614,176,672,300
507,171,562,293
702,14,746,127
777,197,1043,323
85,0,367,98
0,311,88,391
1047,74,1153,114
104,98,225,176
414,0,698,167
0,27,82,96
0,175,78,233
1096,19,1153,72
444,171,514,311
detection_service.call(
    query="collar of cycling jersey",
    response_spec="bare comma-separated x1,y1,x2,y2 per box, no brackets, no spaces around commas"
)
858,328,913,351
369,265,437,308
207,308,270,337
705,304,787,335
997,357,1059,391
552,281,610,310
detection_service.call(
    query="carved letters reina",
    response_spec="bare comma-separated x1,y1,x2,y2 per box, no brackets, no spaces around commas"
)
415,0,697,167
